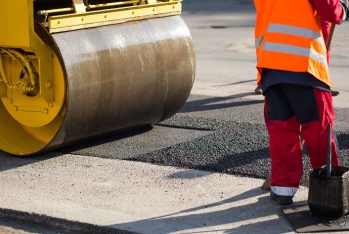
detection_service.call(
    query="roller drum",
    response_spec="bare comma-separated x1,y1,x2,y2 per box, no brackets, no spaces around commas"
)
0,15,195,155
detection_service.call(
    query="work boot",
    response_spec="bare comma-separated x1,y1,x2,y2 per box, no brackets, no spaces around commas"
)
270,191,293,205
331,89,340,96
254,86,262,95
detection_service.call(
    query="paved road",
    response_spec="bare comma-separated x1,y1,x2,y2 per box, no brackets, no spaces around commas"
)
1,0,349,233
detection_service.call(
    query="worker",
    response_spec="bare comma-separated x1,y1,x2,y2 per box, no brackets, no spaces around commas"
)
254,0,348,205
254,19,340,96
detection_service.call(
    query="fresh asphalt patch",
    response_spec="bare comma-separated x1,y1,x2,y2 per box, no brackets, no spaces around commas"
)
58,124,213,159
58,94,349,188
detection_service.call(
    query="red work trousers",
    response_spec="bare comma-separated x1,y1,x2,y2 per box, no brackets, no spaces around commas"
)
264,83,340,193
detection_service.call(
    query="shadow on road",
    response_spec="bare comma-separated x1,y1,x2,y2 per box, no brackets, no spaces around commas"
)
59,125,154,155
179,93,264,113
108,187,294,234
213,79,256,86
0,126,153,173
0,152,62,174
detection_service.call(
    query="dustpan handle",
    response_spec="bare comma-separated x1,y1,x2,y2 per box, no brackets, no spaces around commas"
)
327,123,332,177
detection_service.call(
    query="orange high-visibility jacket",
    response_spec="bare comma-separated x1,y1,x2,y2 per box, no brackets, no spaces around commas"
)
254,0,331,87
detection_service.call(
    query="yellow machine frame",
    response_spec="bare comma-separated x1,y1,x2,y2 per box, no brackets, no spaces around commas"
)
0,0,182,128
43,0,182,33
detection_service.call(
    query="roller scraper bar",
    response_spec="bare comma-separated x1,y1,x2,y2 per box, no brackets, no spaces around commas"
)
36,0,183,33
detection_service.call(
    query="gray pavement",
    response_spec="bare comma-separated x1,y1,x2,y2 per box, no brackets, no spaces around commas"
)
2,0,349,233
0,154,308,234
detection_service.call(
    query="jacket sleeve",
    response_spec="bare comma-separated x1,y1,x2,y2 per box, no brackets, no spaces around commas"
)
310,0,345,24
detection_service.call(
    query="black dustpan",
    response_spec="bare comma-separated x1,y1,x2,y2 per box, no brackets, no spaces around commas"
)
308,123,349,218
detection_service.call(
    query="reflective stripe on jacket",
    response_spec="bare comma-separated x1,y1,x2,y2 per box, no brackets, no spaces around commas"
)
254,0,331,87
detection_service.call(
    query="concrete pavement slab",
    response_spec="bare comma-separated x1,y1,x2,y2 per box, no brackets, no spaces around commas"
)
0,153,309,234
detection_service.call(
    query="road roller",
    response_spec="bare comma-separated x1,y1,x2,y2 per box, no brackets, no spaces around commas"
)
0,0,195,156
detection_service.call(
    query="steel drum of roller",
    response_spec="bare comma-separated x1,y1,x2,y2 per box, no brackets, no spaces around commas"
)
0,0,195,156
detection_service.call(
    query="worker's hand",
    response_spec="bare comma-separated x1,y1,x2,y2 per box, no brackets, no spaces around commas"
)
340,0,349,21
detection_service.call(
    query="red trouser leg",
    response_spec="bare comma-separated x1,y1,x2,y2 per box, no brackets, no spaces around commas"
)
264,105,303,189
264,84,340,197
300,88,339,168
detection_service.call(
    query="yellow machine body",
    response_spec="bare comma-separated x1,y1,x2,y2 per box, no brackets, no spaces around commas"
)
0,0,195,156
